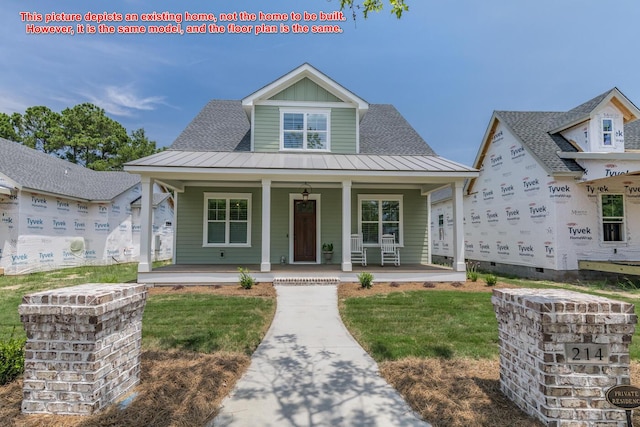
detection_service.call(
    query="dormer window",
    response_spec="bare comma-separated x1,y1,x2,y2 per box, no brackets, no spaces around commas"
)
602,119,613,146
281,109,330,151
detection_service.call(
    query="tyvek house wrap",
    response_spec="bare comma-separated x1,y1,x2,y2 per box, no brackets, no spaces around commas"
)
431,121,640,273
0,184,173,275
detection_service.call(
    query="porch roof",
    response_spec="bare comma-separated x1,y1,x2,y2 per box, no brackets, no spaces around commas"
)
125,150,477,179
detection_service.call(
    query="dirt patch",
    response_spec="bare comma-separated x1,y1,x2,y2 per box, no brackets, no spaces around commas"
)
338,280,518,299
147,282,276,298
1,351,249,427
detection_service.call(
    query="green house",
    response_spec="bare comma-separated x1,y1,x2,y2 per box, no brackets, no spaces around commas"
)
125,64,477,284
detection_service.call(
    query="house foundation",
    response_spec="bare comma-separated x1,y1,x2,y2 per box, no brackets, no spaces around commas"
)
492,288,637,426
19,283,147,415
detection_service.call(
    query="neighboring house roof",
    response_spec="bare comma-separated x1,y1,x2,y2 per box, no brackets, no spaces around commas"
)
494,111,584,174
168,101,436,155
0,137,140,201
625,120,640,150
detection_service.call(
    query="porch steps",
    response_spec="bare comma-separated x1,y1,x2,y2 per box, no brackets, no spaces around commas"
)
273,277,340,286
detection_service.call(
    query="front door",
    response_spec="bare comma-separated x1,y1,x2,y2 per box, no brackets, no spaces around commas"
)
293,200,316,262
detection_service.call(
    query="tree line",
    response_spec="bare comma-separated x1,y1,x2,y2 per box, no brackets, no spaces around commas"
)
0,103,160,171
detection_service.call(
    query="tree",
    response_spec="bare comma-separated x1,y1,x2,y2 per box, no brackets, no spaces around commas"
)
2,103,160,171
0,112,20,142
17,106,61,153
340,0,409,19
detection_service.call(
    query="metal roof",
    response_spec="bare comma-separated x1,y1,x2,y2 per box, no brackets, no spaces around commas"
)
126,150,476,175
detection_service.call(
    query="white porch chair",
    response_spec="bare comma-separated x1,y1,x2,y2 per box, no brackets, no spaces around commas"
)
380,234,400,267
350,234,367,266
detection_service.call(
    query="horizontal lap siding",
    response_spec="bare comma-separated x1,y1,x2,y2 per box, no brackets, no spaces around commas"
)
352,189,428,265
254,106,280,152
331,108,357,154
270,189,289,263
175,187,261,265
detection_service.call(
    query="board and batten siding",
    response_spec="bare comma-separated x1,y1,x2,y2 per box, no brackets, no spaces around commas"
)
253,106,357,153
269,77,341,103
175,186,262,265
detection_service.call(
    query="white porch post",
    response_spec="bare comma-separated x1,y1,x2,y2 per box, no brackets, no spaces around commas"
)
452,180,466,272
138,176,154,273
342,180,352,272
261,179,271,272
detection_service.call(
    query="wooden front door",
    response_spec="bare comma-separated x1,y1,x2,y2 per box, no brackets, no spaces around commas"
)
293,200,316,262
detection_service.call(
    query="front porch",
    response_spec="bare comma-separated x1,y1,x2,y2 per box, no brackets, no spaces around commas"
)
138,263,465,286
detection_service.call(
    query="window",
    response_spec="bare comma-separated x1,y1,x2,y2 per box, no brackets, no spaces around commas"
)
601,194,624,242
438,214,444,240
602,119,613,146
203,193,251,246
281,110,329,151
358,195,402,245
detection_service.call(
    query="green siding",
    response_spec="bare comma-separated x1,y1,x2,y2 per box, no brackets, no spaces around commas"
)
175,186,429,266
330,108,357,154
269,78,341,102
351,189,429,265
253,105,280,152
253,106,357,154
175,187,262,265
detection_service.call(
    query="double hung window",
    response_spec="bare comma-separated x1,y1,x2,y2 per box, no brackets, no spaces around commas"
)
203,193,251,246
281,110,329,151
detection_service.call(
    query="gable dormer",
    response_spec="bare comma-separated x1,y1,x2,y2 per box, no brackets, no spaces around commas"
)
554,88,640,154
241,64,368,154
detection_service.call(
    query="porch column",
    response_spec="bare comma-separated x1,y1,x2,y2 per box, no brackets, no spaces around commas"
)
452,180,466,272
342,180,352,272
261,179,271,272
138,176,154,273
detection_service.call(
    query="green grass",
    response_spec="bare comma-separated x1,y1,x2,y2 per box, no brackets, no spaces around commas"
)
341,276,640,362
0,263,275,356
143,294,274,355
342,291,499,361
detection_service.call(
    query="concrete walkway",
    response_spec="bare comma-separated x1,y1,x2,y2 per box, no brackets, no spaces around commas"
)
212,285,430,427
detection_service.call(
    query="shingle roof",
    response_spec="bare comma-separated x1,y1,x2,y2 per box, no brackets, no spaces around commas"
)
548,89,614,131
624,120,640,150
360,104,436,155
0,138,140,201
167,101,436,155
171,100,250,152
495,111,584,174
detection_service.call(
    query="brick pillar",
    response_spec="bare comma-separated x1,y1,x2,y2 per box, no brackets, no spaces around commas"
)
19,283,147,415
492,289,637,427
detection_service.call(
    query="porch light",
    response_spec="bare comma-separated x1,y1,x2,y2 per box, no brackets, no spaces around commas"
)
301,182,312,202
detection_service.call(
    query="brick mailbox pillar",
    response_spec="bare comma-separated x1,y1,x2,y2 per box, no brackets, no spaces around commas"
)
19,283,147,415
492,289,637,427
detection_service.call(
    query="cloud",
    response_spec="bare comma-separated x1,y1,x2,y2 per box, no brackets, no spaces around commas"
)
81,85,165,117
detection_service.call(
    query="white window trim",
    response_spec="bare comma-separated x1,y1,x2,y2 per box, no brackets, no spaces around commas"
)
357,194,404,247
602,118,613,147
600,193,625,244
203,192,252,247
279,108,331,152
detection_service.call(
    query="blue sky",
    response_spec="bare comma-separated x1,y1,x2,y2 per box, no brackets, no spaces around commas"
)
2,0,639,167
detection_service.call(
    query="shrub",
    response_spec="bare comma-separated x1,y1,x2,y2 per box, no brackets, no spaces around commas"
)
358,272,374,289
466,261,479,282
238,267,256,290
0,335,26,385
322,243,333,252
485,274,498,287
